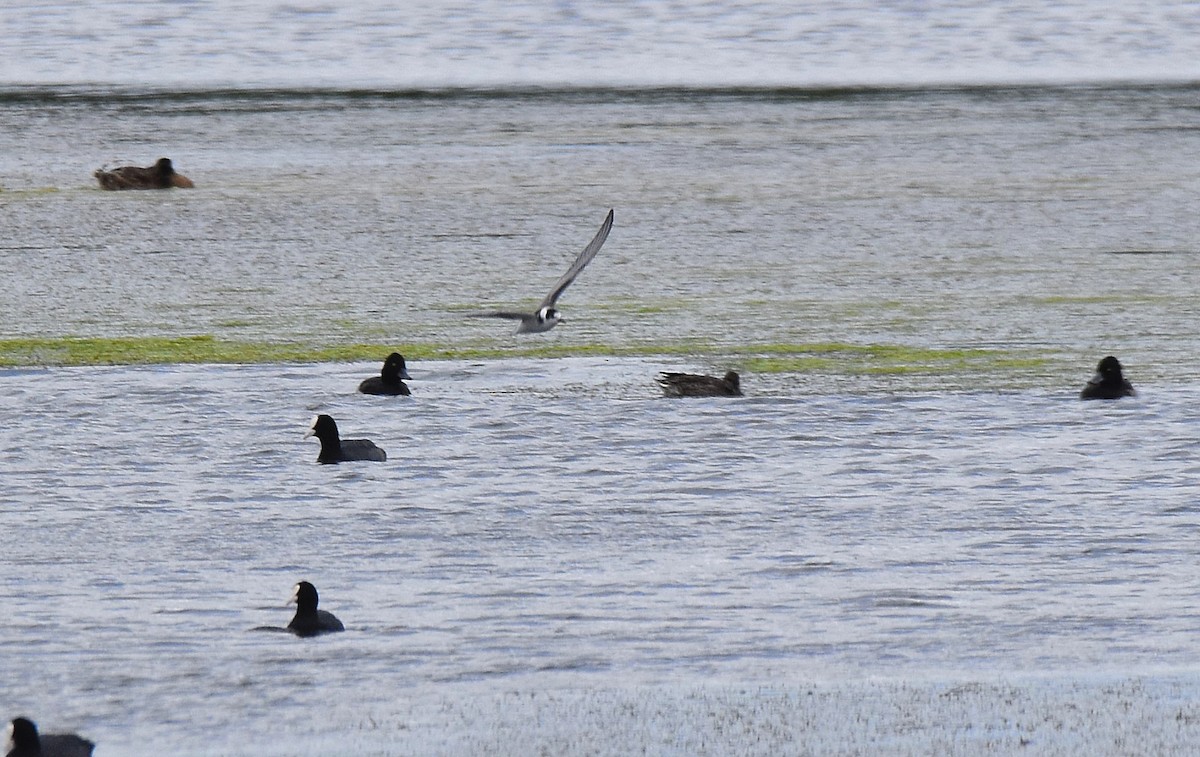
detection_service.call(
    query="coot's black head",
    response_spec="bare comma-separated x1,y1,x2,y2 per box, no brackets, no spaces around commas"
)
293,581,320,613
8,717,39,751
382,353,411,381
307,414,340,443
722,371,741,390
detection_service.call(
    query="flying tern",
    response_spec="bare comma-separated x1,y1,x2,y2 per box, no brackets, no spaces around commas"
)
472,208,614,334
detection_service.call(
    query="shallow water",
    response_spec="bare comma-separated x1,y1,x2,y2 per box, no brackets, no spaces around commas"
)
4,6,1200,751
3,0,1199,88
2,358,1200,753
3,85,1199,389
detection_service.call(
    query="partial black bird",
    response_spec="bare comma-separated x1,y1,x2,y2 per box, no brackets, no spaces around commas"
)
6,717,94,757
471,209,613,333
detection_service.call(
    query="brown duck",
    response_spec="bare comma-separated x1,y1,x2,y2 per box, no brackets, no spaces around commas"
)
657,370,743,397
94,157,194,190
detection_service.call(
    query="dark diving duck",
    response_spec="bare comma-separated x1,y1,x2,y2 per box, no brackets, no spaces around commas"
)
358,353,412,396
1080,355,1135,400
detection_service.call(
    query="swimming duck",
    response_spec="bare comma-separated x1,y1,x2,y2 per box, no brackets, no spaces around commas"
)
305,414,386,463
358,353,412,396
93,157,194,190
470,208,613,334
286,581,345,637
657,370,742,397
1080,355,1136,400
6,717,94,757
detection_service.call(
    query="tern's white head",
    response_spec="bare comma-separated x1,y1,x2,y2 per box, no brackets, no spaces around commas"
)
538,306,561,327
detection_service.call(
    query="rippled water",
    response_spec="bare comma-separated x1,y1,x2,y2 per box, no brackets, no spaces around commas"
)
3,85,1199,387
2,0,1199,88
3,358,1199,754
4,3,1200,752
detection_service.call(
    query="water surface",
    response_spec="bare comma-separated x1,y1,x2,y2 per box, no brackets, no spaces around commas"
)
3,359,1199,754
2,85,1198,389
3,0,1198,88
3,8,1200,752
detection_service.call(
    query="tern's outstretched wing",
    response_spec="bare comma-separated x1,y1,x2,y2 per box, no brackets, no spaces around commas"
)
538,208,614,310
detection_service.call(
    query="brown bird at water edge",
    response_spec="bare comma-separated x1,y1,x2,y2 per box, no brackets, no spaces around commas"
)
94,157,194,190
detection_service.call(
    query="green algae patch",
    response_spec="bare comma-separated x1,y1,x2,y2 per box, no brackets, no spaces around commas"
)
0,336,392,367
744,342,1051,377
1,186,61,197
0,335,676,367
592,296,690,315
0,336,1051,381
1023,293,1177,307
